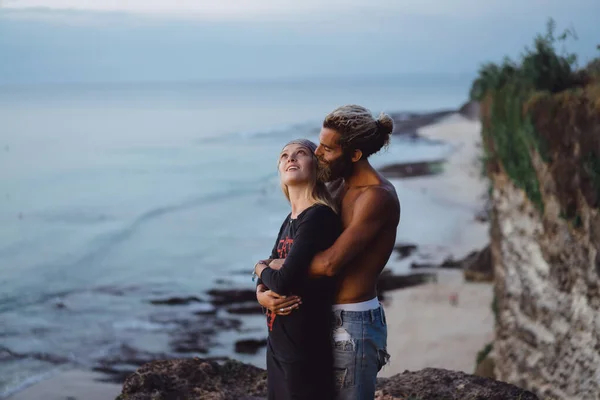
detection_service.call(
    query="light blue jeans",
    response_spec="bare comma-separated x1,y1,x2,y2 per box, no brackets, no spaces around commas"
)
332,306,390,400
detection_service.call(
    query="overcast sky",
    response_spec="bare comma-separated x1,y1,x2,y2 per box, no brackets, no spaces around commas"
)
1,0,598,84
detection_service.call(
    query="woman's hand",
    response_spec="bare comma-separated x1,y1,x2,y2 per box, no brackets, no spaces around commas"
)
268,259,284,270
256,284,301,316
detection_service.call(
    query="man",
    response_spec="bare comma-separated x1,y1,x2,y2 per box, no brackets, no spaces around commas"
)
257,104,401,400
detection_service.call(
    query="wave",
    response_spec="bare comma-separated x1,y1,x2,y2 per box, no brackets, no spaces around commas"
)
0,366,67,400
0,173,275,315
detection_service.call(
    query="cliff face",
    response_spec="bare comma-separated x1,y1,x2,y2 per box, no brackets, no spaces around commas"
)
483,53,600,398
491,173,600,399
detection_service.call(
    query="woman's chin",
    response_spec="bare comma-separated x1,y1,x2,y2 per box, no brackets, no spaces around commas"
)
282,176,311,187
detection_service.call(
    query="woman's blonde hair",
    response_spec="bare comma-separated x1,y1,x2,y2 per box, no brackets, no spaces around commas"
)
278,139,338,213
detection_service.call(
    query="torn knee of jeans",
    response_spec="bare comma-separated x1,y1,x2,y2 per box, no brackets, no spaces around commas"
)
333,327,355,351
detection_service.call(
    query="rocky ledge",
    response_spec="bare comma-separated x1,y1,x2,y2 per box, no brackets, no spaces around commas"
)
115,358,537,400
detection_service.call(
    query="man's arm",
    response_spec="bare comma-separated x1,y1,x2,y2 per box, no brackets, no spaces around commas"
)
309,187,398,277
257,206,339,294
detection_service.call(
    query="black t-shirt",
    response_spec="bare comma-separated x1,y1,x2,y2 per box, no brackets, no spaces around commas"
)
259,204,342,362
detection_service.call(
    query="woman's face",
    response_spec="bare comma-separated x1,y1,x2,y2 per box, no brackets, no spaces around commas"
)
278,143,315,187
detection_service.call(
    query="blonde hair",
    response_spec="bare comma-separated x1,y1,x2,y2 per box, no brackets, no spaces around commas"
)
323,104,394,158
278,139,338,213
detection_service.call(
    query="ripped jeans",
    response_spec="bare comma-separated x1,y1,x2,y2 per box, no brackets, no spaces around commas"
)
331,306,390,400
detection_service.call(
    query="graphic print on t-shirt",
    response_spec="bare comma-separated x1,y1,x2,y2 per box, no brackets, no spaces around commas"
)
277,237,293,259
267,235,294,331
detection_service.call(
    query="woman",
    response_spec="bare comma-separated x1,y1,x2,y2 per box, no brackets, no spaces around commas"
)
253,139,341,400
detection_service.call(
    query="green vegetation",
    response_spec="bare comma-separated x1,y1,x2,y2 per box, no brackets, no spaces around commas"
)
472,19,600,216
476,342,494,366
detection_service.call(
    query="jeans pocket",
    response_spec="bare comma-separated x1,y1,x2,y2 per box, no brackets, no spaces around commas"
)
333,339,356,389
376,348,391,372
380,305,387,326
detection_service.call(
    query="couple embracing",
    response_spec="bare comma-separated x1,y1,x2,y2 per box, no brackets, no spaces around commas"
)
253,104,401,400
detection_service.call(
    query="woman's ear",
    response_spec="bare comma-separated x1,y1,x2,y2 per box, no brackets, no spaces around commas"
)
351,149,363,163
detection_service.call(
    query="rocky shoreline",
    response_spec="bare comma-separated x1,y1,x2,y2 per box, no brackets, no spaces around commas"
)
114,358,538,400
6,103,495,400
81,106,484,385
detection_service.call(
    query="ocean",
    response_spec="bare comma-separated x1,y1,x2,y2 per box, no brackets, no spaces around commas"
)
0,75,471,397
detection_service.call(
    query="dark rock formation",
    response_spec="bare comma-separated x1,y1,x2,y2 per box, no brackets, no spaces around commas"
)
462,245,492,282
377,270,435,301
115,358,537,400
410,261,439,269
390,110,455,138
149,296,203,305
439,257,463,269
234,339,267,355
208,289,257,306
375,368,537,400
393,242,418,259
170,318,242,354
458,100,481,121
226,303,263,315
427,245,493,282
116,358,267,400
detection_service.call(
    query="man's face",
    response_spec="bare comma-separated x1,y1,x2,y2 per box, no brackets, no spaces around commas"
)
315,127,353,182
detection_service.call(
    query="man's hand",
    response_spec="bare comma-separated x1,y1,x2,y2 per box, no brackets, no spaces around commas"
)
268,259,284,271
256,284,301,316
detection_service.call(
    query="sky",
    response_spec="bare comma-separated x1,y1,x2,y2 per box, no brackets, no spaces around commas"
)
0,0,598,84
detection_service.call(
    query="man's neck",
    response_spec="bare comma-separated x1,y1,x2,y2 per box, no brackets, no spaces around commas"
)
344,159,380,188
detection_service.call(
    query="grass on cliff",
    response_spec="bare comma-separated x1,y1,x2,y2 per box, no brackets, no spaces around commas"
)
471,19,600,215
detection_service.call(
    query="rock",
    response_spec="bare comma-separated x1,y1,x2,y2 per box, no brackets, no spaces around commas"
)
390,109,456,137
149,296,203,306
170,318,242,354
458,100,481,121
191,303,218,315
208,289,257,306
439,257,463,269
421,246,492,281
475,355,496,380
379,160,444,179
393,243,418,259
93,311,244,383
226,303,264,315
462,245,493,282
410,261,439,269
235,339,267,354
375,368,537,400
475,208,490,222
93,344,174,384
116,358,268,400
377,270,435,301
474,342,495,379
116,359,537,400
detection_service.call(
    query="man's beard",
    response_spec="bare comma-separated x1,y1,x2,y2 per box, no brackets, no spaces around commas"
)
317,153,353,183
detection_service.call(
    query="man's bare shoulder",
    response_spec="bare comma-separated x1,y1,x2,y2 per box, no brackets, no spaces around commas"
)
355,181,400,216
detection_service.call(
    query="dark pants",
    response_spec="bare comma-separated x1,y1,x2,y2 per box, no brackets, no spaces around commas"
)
266,345,334,400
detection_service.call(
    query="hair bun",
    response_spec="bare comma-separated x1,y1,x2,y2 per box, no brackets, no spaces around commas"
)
376,113,394,136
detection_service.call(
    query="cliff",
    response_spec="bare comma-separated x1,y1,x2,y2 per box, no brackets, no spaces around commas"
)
474,20,600,399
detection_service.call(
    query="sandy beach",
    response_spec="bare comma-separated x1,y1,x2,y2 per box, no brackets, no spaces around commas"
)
6,112,492,399
6,370,121,400
381,113,493,377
